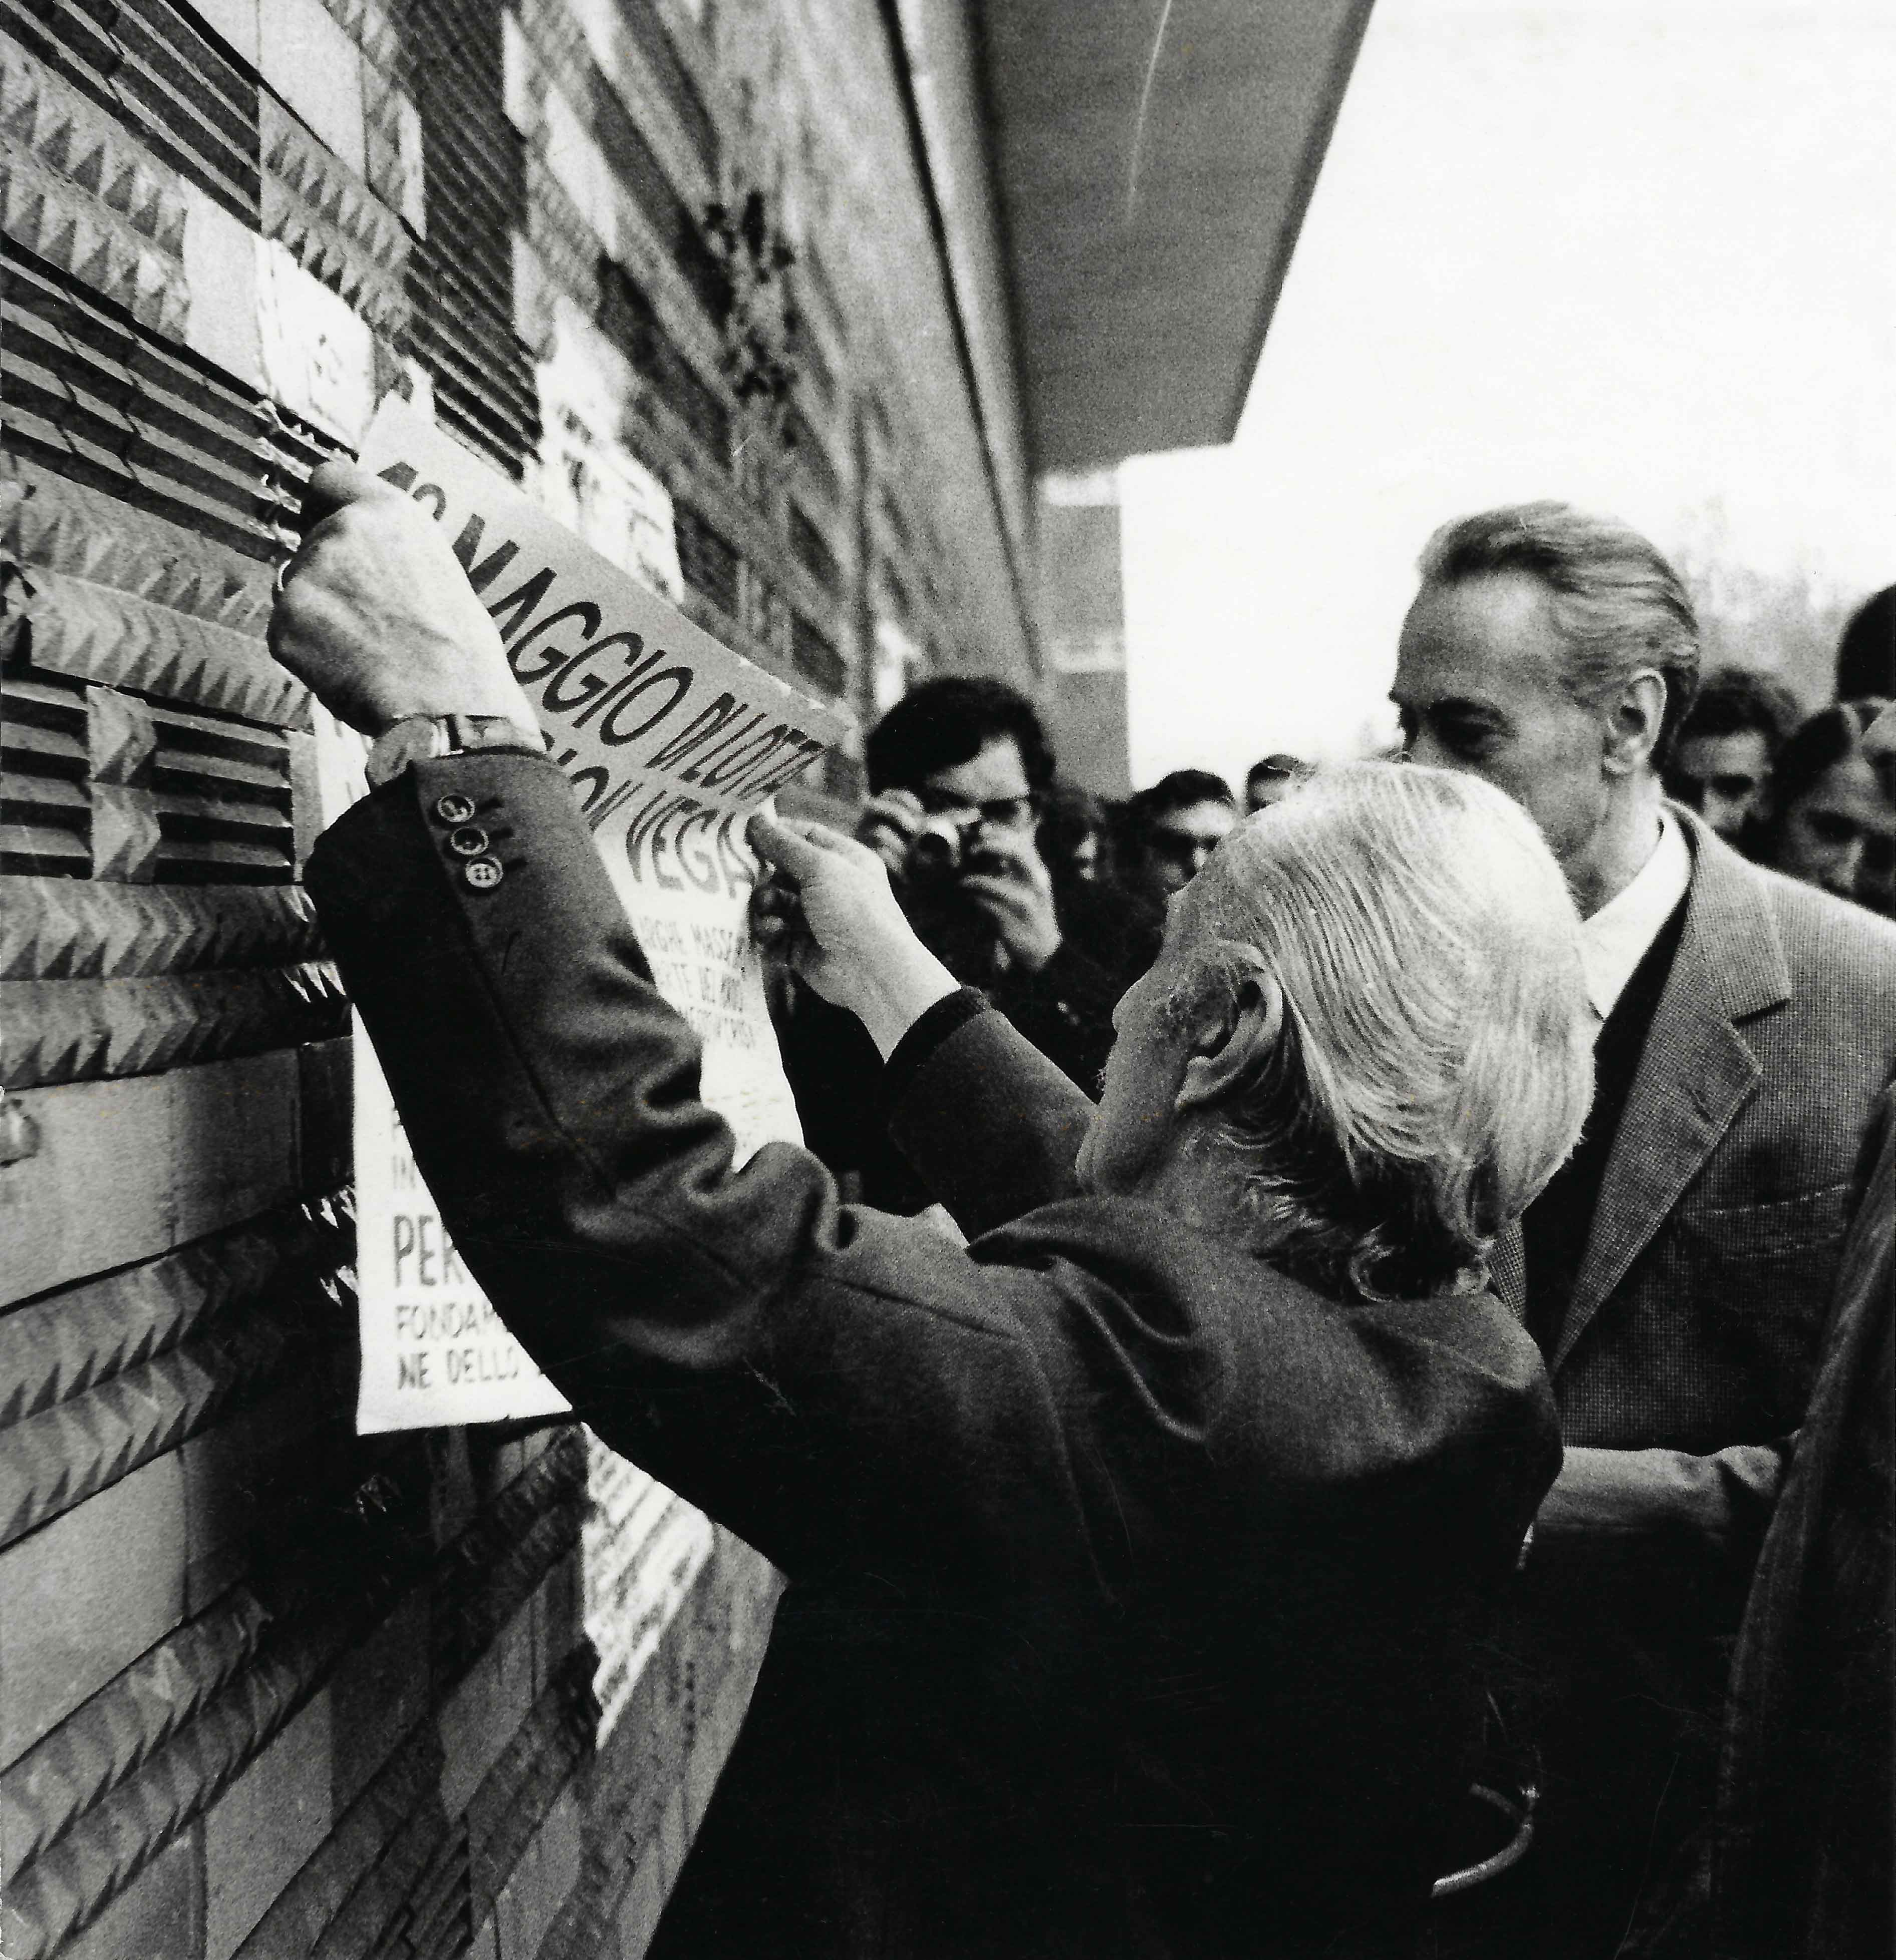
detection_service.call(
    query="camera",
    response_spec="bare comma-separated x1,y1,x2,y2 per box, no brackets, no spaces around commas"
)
897,818,1008,982
903,818,1008,889
905,815,970,885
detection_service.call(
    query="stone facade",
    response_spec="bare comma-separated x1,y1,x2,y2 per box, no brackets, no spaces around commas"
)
0,2,1033,1954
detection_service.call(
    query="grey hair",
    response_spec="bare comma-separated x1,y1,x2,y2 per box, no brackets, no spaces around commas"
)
1419,500,1702,763
1176,762,1592,1303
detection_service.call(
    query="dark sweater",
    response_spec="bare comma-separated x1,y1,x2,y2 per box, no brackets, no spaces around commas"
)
1522,896,1690,1357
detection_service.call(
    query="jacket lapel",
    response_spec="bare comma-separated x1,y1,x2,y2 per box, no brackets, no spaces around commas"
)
1551,814,1789,1374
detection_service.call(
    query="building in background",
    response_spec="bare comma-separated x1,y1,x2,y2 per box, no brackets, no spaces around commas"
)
1037,471,1132,795
0,3,1365,1954
983,0,1374,788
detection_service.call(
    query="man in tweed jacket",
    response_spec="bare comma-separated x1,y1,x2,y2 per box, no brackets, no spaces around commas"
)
1392,502,1896,1957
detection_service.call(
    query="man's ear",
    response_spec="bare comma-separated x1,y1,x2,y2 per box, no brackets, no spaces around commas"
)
1176,973,1284,1115
1603,670,1667,777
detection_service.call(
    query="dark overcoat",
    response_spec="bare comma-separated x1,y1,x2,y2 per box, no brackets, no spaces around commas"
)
309,751,1562,1959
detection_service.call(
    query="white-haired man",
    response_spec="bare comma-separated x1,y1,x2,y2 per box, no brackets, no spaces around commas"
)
274,463,1593,1959
1393,502,1896,1958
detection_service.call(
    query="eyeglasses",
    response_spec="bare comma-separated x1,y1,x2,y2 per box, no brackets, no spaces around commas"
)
1669,771,1763,808
913,786,1041,832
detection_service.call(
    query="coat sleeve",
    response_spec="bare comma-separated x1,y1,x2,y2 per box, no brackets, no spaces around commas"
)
1534,1439,1791,1568
306,751,1104,1592
880,995,1096,1238
989,933,1123,1095
1534,1088,1896,1571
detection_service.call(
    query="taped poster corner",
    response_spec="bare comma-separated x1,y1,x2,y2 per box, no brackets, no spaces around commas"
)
255,237,377,448
322,392,851,1433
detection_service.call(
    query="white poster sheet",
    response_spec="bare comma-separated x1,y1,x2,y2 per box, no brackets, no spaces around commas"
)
329,397,850,1433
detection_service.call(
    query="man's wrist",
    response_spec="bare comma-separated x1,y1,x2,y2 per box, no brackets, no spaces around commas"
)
366,712,544,788
362,658,542,736
367,692,539,736
854,945,961,1060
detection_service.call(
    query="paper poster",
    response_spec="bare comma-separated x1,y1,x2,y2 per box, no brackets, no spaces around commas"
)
531,295,686,603
328,395,851,1433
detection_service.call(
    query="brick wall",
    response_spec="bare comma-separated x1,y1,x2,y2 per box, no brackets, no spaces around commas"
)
0,1,1029,1954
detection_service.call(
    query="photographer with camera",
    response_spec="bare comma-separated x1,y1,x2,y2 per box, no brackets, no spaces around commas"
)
777,678,1127,1212
858,679,1127,1076
856,785,1061,988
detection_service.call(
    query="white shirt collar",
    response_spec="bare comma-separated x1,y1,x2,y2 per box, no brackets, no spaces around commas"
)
1579,811,1692,1023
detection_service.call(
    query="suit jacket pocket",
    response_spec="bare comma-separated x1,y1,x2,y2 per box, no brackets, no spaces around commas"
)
1668,1179,1854,1425
1679,1179,1855,1254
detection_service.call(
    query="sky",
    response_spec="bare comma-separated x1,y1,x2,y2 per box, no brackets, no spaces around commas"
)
1117,0,1896,788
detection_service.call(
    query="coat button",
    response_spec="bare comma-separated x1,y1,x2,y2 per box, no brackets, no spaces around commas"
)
463,857,503,891
447,824,490,857
434,792,476,825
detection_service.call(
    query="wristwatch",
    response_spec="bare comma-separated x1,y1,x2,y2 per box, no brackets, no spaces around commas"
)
365,713,543,790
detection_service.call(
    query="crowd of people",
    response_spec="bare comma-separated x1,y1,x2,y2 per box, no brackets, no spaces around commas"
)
271,469,1893,1960
1663,591,1895,915
783,570,1894,1240
770,685,1319,1196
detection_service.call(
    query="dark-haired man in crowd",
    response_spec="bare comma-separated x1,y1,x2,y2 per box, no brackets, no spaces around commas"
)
1836,583,1894,703
852,676,1130,1087
1123,768,1240,904
1663,666,1800,856
779,677,1126,1211
1246,753,1303,813
1392,500,1896,1957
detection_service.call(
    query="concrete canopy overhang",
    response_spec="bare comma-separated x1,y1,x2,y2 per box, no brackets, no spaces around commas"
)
975,0,1376,472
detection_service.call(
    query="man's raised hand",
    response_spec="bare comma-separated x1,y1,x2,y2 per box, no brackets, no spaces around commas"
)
268,459,540,739
958,831,1062,974
854,788,928,875
748,812,958,1058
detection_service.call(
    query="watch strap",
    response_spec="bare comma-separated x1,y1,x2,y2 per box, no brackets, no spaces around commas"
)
366,713,541,789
